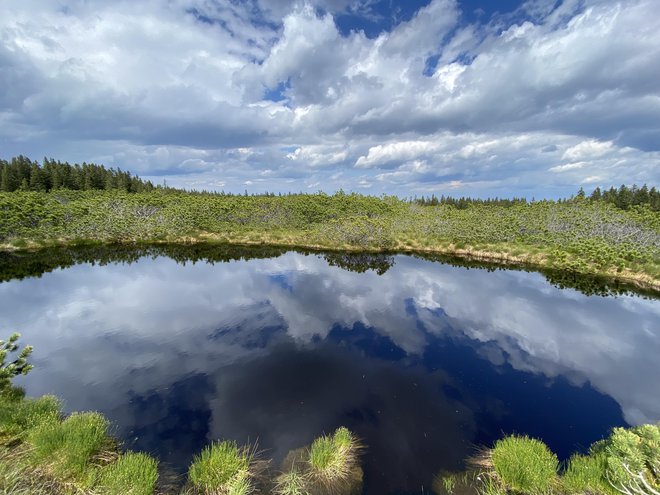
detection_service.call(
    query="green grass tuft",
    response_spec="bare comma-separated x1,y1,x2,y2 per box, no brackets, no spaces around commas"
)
332,427,353,451
273,469,310,495
97,452,159,495
188,440,253,495
490,435,558,494
308,436,345,481
561,453,613,495
307,426,361,492
27,411,110,482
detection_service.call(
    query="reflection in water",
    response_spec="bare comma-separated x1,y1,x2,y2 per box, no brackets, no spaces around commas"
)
0,247,658,494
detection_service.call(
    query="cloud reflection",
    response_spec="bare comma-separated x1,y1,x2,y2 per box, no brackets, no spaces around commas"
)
0,251,658,493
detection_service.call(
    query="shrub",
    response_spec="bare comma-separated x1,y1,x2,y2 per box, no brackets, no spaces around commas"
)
596,424,660,495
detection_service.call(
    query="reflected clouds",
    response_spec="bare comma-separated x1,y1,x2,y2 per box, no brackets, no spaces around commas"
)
0,251,658,492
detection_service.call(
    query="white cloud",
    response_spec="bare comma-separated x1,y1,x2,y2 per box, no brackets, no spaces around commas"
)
562,140,614,161
0,0,659,195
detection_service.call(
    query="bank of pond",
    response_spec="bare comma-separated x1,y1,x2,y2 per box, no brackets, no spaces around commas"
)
1,377,658,495
0,244,657,298
1,190,659,292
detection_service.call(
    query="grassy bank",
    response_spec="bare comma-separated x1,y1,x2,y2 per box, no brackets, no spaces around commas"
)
1,190,658,292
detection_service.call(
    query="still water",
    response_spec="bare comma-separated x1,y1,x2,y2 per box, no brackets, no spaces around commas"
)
0,247,659,494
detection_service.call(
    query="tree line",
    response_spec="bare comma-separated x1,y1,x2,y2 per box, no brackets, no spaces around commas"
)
0,156,157,193
413,185,659,211
582,184,660,211
1,155,658,211
412,195,529,208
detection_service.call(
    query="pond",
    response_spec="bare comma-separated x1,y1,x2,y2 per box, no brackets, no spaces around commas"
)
0,246,659,494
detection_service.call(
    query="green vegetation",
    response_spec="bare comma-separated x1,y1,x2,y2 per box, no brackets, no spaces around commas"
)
0,334,365,495
27,411,111,484
561,453,612,495
0,333,34,390
0,333,160,494
434,424,660,495
187,441,254,495
593,424,660,495
0,394,60,443
275,426,363,495
307,427,359,487
273,469,310,495
0,187,658,291
489,436,559,494
0,156,658,292
0,156,156,193
97,452,159,495
415,184,660,212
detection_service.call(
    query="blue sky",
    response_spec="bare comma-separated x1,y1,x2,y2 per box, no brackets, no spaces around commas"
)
1,0,659,198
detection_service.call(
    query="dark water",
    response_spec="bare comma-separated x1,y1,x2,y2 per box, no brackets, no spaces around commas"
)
1,247,659,494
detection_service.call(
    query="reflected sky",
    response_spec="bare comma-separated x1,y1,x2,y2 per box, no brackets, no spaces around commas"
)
1,252,658,494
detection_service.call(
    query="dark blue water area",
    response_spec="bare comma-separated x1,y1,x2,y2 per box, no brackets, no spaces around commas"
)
1,249,659,494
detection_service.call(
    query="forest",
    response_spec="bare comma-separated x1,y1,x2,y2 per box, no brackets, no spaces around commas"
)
0,156,658,292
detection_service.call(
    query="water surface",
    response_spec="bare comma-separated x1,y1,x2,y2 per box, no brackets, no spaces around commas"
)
1,247,658,494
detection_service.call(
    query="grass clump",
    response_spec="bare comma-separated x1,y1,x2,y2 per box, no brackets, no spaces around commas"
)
97,452,159,495
27,411,111,483
306,426,361,494
0,394,60,443
308,427,358,484
490,435,558,494
188,440,253,495
561,453,613,495
273,469,310,495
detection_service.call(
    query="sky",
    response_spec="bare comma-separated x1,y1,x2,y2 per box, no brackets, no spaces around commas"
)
1,0,659,198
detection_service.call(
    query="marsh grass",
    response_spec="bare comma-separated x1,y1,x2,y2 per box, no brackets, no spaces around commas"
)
97,452,159,495
486,435,558,495
0,394,60,444
432,471,476,495
273,469,310,495
0,448,63,495
27,411,113,483
561,453,613,495
187,440,254,495
306,427,362,494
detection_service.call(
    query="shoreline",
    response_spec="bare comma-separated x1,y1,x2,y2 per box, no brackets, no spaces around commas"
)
2,235,658,294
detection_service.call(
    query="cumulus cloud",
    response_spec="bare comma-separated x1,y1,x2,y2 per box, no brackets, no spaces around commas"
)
0,0,659,195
